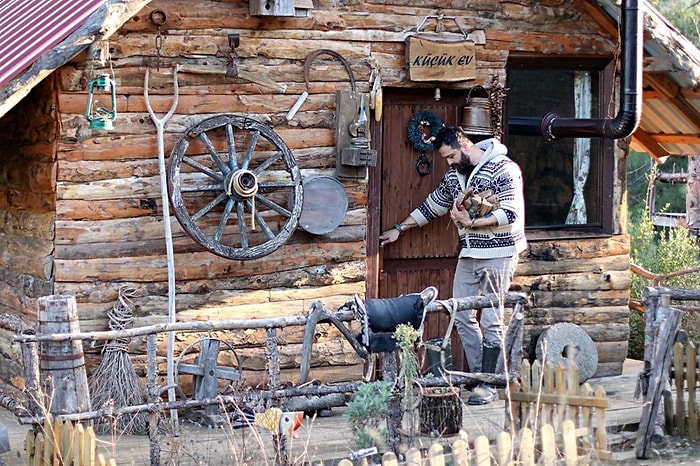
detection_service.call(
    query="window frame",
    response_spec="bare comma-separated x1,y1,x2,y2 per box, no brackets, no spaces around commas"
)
505,56,616,237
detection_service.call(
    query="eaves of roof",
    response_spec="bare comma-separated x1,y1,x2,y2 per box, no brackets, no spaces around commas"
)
0,0,152,121
0,0,106,88
594,0,700,159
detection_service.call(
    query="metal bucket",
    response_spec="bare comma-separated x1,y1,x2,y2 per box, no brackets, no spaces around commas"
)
298,176,348,235
38,295,91,414
460,95,493,136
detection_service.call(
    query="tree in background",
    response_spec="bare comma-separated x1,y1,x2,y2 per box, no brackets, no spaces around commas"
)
649,0,700,47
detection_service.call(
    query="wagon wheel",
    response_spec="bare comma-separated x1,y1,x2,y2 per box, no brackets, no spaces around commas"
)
174,337,243,402
168,114,303,260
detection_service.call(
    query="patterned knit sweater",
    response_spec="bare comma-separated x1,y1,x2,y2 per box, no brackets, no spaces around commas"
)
410,138,527,259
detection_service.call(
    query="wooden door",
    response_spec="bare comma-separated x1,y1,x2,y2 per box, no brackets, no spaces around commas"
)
373,87,469,371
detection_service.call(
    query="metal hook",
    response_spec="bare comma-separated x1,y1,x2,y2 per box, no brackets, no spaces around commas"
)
150,9,167,27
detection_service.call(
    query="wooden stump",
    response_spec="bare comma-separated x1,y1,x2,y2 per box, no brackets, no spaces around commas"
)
38,295,91,415
419,386,462,436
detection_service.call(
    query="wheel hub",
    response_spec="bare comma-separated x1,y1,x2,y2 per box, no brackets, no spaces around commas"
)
226,169,258,200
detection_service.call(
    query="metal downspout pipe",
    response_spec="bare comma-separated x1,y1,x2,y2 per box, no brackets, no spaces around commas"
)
540,0,642,140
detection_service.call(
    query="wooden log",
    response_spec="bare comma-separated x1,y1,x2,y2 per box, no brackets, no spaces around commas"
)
516,270,631,291
523,235,629,261
16,293,527,344
524,290,629,308
54,241,367,282
0,234,53,278
635,296,682,459
54,260,366,303
524,306,629,325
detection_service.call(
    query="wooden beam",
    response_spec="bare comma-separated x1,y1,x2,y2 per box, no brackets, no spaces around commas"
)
0,0,153,120
581,0,618,37
632,127,669,163
652,133,700,144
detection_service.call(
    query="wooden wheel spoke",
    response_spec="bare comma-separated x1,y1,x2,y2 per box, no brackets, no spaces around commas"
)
182,155,224,181
177,363,204,376
215,366,241,381
235,201,249,249
258,180,297,189
213,198,235,242
191,192,228,222
198,131,229,174
181,183,224,193
253,150,283,175
241,129,260,170
225,123,239,171
255,193,292,218
246,200,275,240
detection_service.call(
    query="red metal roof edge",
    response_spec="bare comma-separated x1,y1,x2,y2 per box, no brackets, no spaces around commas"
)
0,0,107,88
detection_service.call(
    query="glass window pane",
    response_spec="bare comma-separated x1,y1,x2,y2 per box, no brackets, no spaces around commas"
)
506,64,603,228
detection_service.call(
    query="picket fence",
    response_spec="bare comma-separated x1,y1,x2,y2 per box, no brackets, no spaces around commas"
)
666,340,700,440
25,415,116,466
335,419,587,466
501,359,610,461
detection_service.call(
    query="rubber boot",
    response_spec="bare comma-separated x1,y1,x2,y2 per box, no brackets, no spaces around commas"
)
467,344,501,406
482,344,501,374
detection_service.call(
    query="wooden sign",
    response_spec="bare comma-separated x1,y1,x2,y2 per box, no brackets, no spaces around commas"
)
407,36,476,82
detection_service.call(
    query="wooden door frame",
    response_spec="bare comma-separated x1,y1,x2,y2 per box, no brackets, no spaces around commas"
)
366,117,383,299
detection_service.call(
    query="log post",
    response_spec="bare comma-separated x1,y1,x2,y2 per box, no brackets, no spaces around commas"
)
635,293,682,459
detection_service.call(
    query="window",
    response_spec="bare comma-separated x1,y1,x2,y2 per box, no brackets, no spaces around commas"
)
506,57,615,233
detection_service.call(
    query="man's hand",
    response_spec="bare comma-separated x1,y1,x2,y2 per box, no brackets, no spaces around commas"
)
379,228,400,247
450,199,473,228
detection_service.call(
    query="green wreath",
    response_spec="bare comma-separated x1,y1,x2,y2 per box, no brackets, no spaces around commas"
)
407,110,443,152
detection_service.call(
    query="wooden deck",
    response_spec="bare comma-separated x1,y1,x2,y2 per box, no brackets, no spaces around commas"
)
0,360,646,465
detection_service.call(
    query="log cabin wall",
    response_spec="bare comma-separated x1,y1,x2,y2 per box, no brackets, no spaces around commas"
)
0,0,630,390
0,77,57,387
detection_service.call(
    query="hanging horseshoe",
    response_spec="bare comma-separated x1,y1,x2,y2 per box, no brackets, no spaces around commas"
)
416,153,432,176
167,114,303,260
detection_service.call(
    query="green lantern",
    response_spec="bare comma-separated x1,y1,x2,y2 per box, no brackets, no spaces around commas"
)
85,74,117,130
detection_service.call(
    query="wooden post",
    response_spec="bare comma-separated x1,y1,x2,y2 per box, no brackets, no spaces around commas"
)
382,352,400,455
687,154,700,235
635,294,682,459
20,330,43,419
38,295,91,415
147,333,160,466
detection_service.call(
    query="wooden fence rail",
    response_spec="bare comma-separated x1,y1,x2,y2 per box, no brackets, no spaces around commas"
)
501,359,610,461
666,340,700,440
25,415,116,466
333,420,587,466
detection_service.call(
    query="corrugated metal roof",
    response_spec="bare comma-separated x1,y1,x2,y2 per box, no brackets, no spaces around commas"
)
0,0,106,88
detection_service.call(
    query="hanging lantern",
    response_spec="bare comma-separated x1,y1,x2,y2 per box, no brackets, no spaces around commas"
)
85,74,117,130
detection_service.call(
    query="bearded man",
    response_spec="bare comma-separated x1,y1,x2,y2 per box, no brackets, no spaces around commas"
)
379,125,527,405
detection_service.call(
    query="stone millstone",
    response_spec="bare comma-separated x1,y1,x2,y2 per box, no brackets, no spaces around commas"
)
535,322,598,382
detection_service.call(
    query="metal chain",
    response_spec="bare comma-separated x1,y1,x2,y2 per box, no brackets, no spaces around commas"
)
155,30,163,71
150,9,167,71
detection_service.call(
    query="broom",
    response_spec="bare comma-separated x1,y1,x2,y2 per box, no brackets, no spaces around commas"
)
89,287,148,435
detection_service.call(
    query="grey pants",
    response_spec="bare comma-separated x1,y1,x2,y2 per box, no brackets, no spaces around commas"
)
452,255,518,372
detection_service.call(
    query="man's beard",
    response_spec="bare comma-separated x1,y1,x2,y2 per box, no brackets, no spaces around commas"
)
453,152,475,176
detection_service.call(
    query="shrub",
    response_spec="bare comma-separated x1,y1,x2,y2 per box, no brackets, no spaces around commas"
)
344,381,393,451
629,193,700,359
